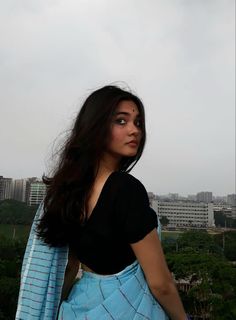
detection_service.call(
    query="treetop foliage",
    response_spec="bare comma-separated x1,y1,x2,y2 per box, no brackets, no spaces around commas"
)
0,199,37,224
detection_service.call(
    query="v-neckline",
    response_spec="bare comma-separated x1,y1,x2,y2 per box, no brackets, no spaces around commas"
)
83,171,117,225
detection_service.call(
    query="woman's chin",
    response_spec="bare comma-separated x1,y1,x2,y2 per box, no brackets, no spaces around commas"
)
122,151,138,157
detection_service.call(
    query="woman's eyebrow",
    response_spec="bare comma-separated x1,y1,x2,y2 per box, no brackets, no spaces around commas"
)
114,111,140,117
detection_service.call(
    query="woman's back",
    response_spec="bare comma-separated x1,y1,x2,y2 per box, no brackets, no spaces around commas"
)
68,171,158,275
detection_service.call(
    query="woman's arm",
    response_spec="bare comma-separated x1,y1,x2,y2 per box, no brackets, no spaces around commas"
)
130,228,187,320
61,249,80,302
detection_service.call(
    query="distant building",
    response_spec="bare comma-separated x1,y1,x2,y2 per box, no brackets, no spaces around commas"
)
13,179,28,202
151,200,214,229
28,180,46,206
0,176,3,200
213,196,227,204
196,192,213,203
227,194,236,206
227,194,236,218
232,207,236,219
168,193,179,201
157,194,178,201
187,194,197,201
213,205,233,220
25,177,38,204
213,204,231,211
0,176,13,201
147,192,156,202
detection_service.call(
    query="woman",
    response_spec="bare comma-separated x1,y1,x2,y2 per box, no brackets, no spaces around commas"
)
16,85,187,319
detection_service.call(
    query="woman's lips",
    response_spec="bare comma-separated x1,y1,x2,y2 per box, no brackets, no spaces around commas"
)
127,141,138,147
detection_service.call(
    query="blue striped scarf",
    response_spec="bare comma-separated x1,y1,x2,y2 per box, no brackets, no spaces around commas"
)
15,201,68,319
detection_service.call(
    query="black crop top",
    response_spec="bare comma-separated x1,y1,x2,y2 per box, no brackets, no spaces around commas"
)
70,171,158,274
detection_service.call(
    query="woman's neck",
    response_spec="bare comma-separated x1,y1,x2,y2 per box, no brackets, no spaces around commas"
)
96,153,120,177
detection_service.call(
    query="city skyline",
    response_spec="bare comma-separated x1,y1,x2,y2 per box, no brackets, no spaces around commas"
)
1,1,235,196
1,173,235,198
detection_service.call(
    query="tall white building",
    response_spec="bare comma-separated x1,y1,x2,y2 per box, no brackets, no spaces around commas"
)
28,180,46,206
151,200,214,229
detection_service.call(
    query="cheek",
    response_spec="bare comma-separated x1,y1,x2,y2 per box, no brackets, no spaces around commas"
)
110,127,124,143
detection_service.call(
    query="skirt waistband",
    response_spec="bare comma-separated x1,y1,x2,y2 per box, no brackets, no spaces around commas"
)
79,260,139,280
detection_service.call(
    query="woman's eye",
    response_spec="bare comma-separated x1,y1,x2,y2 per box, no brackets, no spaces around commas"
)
115,118,126,125
135,120,142,127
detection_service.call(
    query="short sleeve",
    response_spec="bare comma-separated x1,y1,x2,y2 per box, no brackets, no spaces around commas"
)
115,173,158,243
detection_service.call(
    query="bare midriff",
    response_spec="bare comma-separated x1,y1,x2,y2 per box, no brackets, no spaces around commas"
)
81,263,110,275
81,263,95,273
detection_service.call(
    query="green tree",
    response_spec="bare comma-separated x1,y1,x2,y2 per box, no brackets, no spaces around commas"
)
166,252,236,318
164,229,236,318
177,230,222,255
214,231,236,261
0,199,37,224
0,277,20,319
0,237,26,319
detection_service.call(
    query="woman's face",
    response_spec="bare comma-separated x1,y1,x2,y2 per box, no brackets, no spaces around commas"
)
105,100,143,160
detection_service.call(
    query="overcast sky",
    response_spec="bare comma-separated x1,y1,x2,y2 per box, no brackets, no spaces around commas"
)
0,0,235,196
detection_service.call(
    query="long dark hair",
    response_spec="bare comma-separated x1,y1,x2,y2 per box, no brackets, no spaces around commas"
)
36,85,146,246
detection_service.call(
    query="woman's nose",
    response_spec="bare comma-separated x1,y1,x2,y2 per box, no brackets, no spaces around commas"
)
128,122,140,135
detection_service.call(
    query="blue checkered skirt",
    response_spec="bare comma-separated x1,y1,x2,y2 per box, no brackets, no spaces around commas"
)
58,260,169,320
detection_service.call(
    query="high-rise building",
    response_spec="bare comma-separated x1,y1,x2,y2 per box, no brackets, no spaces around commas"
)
227,194,236,218
151,200,214,229
0,176,13,201
25,177,38,204
28,180,46,206
196,192,213,203
13,179,28,202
